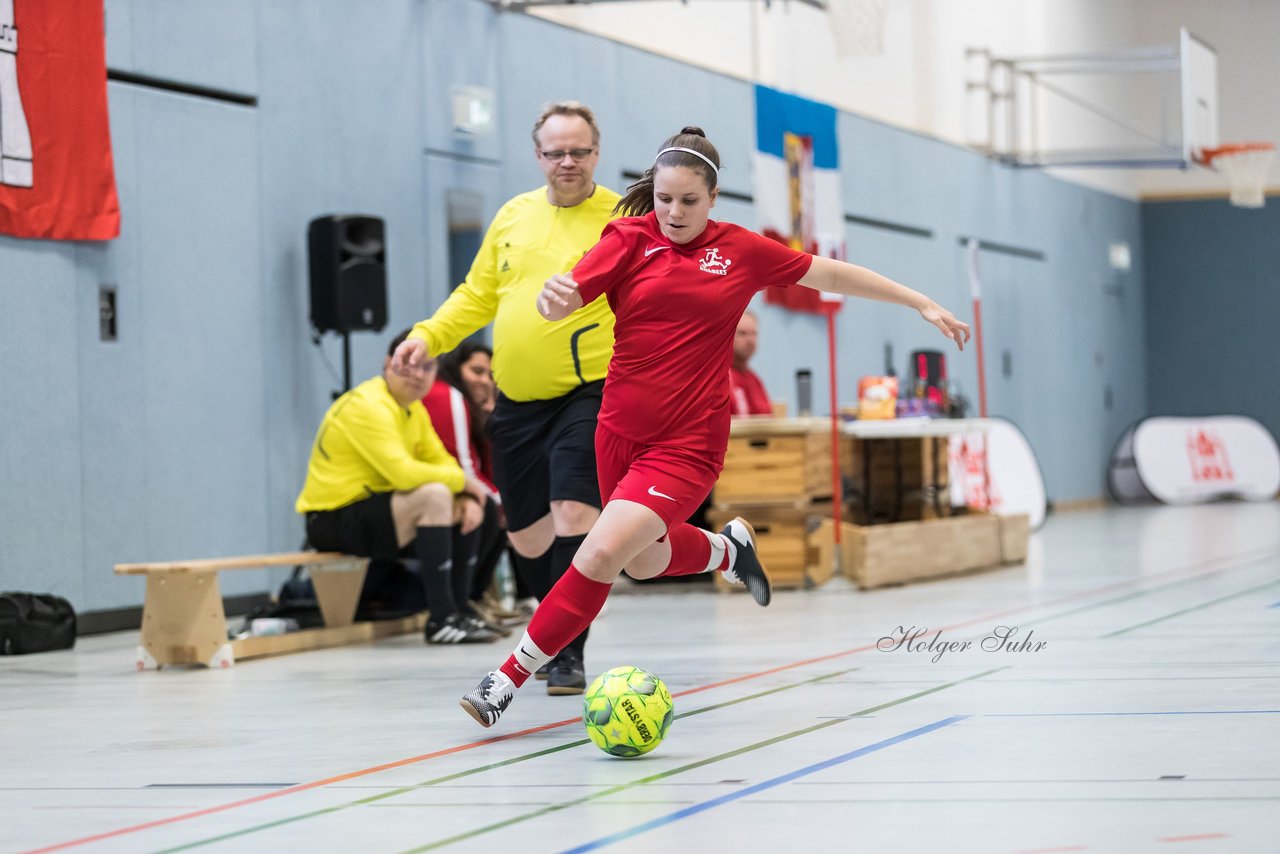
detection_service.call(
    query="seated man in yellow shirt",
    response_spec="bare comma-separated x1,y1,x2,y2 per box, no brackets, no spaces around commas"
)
296,330,498,644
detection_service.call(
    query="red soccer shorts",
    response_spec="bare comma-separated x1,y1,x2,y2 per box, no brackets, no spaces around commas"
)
595,423,724,532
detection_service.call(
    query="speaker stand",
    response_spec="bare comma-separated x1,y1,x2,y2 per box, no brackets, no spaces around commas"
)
341,331,353,394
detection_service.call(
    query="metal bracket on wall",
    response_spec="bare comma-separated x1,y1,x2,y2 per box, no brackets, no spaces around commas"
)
964,30,1215,170
485,0,825,10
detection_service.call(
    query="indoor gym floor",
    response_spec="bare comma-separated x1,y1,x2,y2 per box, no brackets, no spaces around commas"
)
3,501,1278,854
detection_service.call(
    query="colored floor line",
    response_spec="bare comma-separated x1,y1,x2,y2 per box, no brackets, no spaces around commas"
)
1029,550,1279,627
557,715,970,854
986,709,1280,717
151,667,864,853
1103,577,1280,637
26,545,1262,853
396,668,1004,853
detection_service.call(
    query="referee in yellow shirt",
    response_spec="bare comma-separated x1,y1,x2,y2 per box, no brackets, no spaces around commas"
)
393,102,618,693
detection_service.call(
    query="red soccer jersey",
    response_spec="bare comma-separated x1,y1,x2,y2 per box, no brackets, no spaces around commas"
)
729,365,773,416
573,213,812,450
422,379,498,497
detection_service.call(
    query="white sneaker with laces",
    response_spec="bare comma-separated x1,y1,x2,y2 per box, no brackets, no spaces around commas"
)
459,670,516,727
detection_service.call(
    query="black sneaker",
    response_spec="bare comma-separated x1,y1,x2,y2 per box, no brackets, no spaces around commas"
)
463,608,512,638
425,613,502,644
535,661,552,681
459,670,515,727
720,517,772,606
546,647,586,696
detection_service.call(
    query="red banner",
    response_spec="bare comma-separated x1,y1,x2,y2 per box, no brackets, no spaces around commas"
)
0,0,120,240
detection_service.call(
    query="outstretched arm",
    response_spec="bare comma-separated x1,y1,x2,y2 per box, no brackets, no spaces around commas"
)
537,273,585,322
798,256,971,350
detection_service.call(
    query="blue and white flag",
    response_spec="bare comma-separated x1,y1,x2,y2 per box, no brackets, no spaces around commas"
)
752,85,844,313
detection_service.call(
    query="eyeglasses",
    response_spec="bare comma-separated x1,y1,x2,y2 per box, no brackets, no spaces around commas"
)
539,147,596,162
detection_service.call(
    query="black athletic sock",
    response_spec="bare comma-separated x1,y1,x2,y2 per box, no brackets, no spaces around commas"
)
511,545,535,600
451,523,482,616
415,526,457,620
512,548,553,599
552,532,590,658
469,500,504,602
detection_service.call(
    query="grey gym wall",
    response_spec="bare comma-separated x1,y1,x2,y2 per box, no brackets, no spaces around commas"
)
1142,200,1280,441
0,0,1147,615
497,14,1148,507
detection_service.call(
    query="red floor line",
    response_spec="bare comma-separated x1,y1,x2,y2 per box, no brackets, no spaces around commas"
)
24,548,1269,854
1158,833,1230,843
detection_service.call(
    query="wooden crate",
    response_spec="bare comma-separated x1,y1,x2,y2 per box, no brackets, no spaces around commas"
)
717,429,834,503
840,512,1030,590
998,513,1030,564
844,436,952,524
708,505,823,590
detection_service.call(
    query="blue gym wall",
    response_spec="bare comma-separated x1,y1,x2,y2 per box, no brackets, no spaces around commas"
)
1142,199,1280,441
0,0,1153,614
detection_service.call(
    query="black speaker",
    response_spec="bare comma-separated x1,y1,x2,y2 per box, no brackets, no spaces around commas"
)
308,214,387,333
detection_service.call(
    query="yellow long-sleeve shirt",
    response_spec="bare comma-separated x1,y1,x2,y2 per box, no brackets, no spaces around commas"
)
295,376,464,513
410,185,621,401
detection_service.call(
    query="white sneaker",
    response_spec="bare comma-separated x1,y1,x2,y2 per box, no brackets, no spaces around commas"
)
459,670,516,727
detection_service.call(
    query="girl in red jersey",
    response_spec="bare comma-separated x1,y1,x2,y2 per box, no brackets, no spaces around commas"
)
460,127,969,727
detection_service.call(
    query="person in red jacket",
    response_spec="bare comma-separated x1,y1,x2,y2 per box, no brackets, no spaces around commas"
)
728,309,773,416
460,126,969,727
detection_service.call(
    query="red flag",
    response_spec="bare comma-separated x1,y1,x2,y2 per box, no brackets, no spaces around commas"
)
0,0,120,240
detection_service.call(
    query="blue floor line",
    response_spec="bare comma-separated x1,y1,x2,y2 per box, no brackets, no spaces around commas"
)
558,715,969,854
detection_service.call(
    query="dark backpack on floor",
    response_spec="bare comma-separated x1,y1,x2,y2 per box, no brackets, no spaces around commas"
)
0,592,77,655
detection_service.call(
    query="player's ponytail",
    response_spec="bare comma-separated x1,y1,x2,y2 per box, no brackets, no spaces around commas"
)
614,126,722,217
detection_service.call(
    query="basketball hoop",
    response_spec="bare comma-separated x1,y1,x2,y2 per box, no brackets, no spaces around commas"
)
825,0,890,57
1197,142,1276,208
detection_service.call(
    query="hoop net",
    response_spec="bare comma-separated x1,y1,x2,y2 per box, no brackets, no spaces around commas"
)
1199,142,1276,208
826,0,890,57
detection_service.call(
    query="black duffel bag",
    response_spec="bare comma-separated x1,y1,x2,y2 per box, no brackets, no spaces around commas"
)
0,592,77,655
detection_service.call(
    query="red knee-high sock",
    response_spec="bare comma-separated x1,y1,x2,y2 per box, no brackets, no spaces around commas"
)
499,566,611,687
657,523,728,577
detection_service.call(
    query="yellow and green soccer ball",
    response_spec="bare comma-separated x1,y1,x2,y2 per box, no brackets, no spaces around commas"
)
582,666,674,757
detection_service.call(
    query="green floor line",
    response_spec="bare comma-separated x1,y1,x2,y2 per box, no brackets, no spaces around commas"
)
153,666,862,853
998,547,1280,627
1104,578,1280,638
891,549,1279,651
398,667,1006,853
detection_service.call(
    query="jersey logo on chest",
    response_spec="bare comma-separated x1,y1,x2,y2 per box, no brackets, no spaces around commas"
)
699,247,731,276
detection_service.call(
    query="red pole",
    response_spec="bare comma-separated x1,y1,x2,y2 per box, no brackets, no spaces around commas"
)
972,298,988,418
826,307,843,552
965,239,989,419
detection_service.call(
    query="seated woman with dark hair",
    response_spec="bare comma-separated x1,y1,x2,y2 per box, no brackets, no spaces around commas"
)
423,342,531,626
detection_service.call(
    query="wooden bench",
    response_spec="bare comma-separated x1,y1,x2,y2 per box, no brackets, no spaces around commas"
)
114,551,425,669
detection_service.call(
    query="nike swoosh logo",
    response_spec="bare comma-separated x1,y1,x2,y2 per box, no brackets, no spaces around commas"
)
644,245,670,257
647,485,677,501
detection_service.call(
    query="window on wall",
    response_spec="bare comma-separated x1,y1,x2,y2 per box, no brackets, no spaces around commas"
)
446,188,488,345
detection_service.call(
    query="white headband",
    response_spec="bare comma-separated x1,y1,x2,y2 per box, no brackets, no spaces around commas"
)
656,146,719,173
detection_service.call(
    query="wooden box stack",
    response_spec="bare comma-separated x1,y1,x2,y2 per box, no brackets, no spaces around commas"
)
845,435,951,524
711,418,836,590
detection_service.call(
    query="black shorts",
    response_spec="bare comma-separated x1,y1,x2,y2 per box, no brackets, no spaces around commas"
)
488,381,603,532
305,492,400,559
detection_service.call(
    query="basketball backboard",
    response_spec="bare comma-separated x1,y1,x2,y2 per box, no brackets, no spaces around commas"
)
1181,28,1218,164
970,27,1218,170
